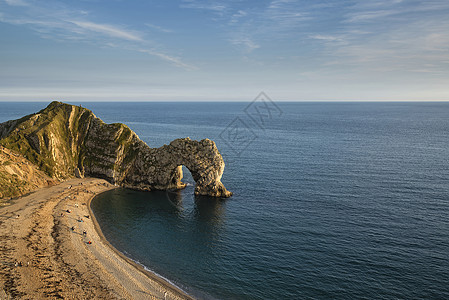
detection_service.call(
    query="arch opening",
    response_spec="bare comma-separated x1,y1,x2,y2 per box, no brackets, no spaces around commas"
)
181,165,195,187
169,165,196,190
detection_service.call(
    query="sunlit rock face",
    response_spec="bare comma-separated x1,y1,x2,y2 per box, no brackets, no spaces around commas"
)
0,101,232,198
124,137,232,198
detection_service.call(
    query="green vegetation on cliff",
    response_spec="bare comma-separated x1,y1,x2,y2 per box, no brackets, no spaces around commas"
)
0,146,55,202
0,102,91,178
0,101,232,198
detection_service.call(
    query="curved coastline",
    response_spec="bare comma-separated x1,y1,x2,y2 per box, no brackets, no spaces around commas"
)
0,178,195,299
87,190,195,300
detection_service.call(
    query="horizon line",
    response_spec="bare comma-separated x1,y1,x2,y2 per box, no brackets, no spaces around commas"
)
2,99,449,103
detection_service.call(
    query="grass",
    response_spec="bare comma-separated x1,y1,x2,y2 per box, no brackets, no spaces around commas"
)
0,170,30,199
0,101,142,187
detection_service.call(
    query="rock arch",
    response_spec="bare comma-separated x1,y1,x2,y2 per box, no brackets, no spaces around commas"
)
120,138,232,198
161,138,232,197
0,102,232,198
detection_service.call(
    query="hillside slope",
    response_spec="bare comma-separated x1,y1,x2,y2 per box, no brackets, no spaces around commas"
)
0,102,231,198
0,146,55,201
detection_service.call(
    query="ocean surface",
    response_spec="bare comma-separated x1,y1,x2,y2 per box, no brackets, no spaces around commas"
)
2,101,449,299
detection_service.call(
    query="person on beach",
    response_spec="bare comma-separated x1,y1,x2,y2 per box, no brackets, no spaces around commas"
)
83,230,87,236
71,226,75,231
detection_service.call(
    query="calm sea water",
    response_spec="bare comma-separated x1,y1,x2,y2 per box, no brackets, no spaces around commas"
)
2,102,449,299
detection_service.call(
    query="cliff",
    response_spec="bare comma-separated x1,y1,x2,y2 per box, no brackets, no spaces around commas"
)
0,101,232,198
0,146,56,201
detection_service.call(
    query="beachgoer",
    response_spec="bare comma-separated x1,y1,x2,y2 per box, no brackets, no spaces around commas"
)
83,230,87,236
71,226,75,231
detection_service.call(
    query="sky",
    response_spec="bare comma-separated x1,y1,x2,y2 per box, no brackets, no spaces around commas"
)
0,0,448,101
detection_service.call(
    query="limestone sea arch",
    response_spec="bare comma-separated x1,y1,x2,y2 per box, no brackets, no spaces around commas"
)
0,101,232,198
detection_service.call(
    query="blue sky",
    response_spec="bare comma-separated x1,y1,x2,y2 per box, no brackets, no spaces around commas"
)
0,0,448,101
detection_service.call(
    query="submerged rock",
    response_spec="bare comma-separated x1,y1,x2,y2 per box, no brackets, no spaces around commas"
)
0,101,232,198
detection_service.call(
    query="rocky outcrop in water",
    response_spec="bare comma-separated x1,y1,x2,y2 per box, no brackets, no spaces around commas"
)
0,102,232,198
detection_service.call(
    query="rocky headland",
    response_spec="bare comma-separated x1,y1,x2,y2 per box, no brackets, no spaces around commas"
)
0,101,232,199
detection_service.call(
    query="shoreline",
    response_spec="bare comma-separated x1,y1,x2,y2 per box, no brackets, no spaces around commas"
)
0,178,195,299
87,189,195,300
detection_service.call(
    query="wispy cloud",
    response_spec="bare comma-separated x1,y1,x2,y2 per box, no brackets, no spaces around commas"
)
309,34,346,46
329,1,449,73
145,23,173,33
180,0,228,13
310,35,342,42
4,0,28,7
229,10,247,24
230,36,260,53
265,0,311,26
181,0,312,53
70,21,143,42
0,0,193,69
177,0,449,76
345,0,449,24
138,49,197,70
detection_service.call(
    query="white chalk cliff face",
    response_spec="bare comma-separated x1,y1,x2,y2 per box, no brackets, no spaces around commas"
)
0,102,232,198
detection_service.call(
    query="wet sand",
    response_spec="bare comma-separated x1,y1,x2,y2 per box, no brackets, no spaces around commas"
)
0,178,194,299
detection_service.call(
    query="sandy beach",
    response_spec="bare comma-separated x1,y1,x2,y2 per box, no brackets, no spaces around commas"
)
0,178,194,300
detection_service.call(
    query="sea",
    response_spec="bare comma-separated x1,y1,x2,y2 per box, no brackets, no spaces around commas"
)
1,101,449,299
